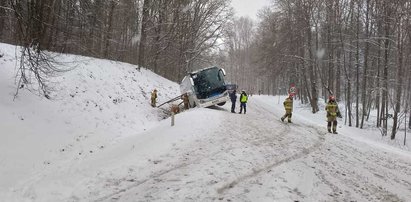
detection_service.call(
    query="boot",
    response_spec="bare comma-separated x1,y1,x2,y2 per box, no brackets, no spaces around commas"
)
333,131,338,134
328,129,332,133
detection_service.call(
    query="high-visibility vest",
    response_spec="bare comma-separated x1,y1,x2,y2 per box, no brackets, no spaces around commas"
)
240,94,248,103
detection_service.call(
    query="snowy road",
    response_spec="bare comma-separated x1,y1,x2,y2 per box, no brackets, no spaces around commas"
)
90,97,411,202
5,96,411,202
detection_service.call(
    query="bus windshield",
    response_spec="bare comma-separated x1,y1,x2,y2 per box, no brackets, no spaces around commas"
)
192,67,226,99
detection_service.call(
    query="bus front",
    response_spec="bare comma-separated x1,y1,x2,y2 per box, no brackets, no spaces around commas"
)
191,66,229,108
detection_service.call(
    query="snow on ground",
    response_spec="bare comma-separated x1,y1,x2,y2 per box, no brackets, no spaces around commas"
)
1,43,411,202
258,95,411,151
0,43,180,199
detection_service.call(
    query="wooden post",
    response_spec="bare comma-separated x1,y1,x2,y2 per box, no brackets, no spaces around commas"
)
170,104,179,126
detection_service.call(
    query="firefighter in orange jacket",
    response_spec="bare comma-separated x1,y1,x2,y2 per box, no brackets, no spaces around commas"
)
181,93,190,110
151,89,157,107
326,96,342,134
281,94,293,123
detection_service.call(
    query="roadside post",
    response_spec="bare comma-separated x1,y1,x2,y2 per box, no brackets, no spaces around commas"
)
170,104,179,126
171,112,175,126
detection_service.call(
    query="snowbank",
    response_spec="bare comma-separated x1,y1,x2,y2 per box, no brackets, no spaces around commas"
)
0,43,180,193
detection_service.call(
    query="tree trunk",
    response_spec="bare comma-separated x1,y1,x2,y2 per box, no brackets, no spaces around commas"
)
382,4,390,136
0,0,7,39
104,1,116,59
408,65,411,130
347,51,353,127
138,0,150,70
376,38,382,127
360,0,370,129
355,1,360,128
336,49,341,102
409,111,411,129
307,17,319,113
391,14,404,139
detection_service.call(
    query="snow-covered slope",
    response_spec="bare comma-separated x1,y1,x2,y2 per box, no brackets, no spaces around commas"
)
0,43,180,195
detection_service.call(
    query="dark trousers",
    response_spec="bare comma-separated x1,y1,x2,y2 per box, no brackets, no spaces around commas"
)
327,120,337,132
282,112,292,122
151,98,156,107
231,101,236,112
239,102,246,114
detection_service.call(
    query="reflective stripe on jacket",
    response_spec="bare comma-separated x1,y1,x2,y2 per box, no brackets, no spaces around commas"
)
326,102,338,117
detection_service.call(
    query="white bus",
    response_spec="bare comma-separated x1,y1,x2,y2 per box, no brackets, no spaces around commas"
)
180,66,230,108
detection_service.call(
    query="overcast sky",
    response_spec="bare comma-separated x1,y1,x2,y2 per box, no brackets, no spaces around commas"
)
230,0,271,20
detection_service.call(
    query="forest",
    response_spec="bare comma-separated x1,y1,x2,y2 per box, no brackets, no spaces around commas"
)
0,0,410,139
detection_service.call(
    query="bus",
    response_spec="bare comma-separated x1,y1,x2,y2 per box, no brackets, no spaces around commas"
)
180,66,230,108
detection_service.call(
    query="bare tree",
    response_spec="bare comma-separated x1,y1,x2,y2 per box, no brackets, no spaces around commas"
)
391,1,408,139
10,0,68,98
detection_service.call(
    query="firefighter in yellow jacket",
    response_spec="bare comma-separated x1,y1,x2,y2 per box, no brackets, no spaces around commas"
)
151,89,157,107
325,96,342,134
281,95,293,123
181,93,190,110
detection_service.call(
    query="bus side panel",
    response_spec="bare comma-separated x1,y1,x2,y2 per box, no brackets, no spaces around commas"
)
180,76,198,107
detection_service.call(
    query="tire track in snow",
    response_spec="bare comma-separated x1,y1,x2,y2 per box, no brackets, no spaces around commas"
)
309,136,411,201
216,97,411,201
93,109,255,201
216,99,327,194
94,147,227,202
93,96,411,201
98,101,325,200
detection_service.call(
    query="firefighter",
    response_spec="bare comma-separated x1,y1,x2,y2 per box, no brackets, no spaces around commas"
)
181,93,190,110
325,96,342,134
239,90,248,114
281,94,293,123
151,89,158,107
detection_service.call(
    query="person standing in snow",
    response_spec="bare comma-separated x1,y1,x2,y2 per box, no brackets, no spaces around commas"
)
229,90,237,113
239,90,248,114
325,96,342,134
151,89,158,107
281,94,293,123
181,93,190,110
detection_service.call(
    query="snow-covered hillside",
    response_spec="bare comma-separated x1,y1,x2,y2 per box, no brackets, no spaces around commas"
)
0,43,180,198
1,43,411,202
